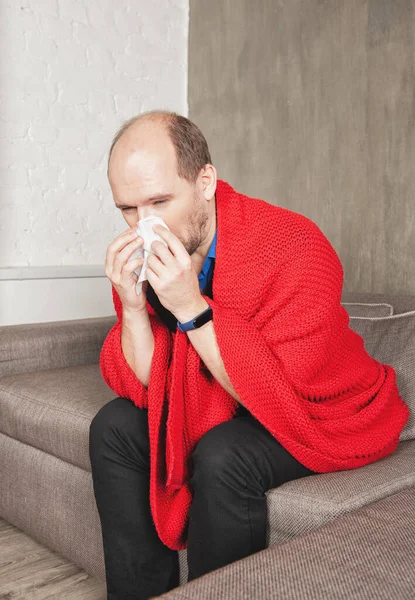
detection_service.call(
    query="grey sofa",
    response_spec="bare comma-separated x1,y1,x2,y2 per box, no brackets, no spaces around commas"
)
1,290,414,597
156,486,415,599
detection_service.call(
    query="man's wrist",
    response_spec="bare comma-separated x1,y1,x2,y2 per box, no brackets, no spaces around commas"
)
122,306,149,320
175,298,210,324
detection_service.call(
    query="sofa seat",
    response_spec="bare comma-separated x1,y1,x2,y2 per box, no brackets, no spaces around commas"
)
266,438,415,545
0,363,116,471
157,486,415,599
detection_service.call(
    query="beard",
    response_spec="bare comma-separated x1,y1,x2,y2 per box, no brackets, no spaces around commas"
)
180,190,210,256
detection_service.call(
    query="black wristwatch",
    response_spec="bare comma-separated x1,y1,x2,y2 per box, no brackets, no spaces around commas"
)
177,306,213,332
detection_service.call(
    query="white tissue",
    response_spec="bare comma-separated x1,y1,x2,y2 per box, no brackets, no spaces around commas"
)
127,215,170,295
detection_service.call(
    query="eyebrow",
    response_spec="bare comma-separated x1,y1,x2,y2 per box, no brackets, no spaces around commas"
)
115,193,174,209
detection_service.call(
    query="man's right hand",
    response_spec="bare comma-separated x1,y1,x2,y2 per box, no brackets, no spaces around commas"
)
105,226,149,313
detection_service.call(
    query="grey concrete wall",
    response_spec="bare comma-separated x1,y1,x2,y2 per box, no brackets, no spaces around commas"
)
188,0,415,295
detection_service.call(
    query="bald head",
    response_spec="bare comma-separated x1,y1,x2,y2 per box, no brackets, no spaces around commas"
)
107,110,212,184
108,115,174,187
108,122,180,206
107,111,170,176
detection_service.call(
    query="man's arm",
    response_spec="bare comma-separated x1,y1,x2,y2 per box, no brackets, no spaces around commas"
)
121,308,154,389
175,299,246,406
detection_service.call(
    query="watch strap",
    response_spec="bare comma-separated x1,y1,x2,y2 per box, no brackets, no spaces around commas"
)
177,306,213,332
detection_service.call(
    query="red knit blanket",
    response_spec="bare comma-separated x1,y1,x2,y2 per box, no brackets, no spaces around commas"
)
100,179,409,550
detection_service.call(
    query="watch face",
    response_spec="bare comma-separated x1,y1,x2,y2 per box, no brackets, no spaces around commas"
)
195,307,213,328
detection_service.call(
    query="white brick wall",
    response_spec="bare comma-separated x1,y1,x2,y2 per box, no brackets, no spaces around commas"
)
0,0,189,324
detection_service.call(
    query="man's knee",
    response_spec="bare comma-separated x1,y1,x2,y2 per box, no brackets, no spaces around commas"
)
89,396,147,451
189,419,246,485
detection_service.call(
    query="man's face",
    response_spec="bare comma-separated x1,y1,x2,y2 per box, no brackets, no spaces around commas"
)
108,126,210,257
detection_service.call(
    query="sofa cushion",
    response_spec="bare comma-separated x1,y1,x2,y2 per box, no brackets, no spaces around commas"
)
0,316,116,378
341,291,415,315
341,302,393,317
0,364,116,471
265,439,415,547
348,310,415,441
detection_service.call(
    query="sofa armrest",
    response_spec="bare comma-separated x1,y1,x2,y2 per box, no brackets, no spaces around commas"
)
0,316,117,378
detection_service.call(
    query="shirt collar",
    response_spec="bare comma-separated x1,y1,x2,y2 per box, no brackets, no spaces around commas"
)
207,230,217,258
199,230,217,278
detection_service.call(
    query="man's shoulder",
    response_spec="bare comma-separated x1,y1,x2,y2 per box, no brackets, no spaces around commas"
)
239,189,313,220
219,180,333,260
240,192,328,247
220,179,315,229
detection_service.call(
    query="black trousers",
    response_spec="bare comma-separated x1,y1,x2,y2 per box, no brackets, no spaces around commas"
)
89,397,316,600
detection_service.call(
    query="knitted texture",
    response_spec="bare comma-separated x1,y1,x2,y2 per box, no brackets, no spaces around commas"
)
99,179,410,551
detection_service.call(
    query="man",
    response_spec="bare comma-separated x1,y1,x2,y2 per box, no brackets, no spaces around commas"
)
89,111,409,600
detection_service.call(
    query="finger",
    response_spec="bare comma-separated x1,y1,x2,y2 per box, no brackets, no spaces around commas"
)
123,260,142,283
147,252,164,277
152,225,190,263
111,227,139,251
106,229,140,273
108,237,143,281
122,257,144,276
114,239,143,277
150,240,174,266
145,265,159,286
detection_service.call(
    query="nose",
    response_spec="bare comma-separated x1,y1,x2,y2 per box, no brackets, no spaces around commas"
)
138,207,158,222
129,208,152,225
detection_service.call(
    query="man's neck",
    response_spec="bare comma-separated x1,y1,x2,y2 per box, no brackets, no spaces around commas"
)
192,201,216,275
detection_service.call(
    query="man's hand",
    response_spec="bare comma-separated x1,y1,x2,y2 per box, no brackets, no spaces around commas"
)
105,227,149,313
146,224,207,321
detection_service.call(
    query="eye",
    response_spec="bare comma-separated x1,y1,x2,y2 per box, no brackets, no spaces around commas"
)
121,200,165,211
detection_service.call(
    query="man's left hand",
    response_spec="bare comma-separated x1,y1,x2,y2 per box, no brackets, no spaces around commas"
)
146,224,206,321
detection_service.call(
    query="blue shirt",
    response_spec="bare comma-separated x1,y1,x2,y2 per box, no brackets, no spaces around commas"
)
198,230,217,293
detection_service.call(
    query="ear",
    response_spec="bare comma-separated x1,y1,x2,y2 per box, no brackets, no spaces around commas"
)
199,164,217,201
